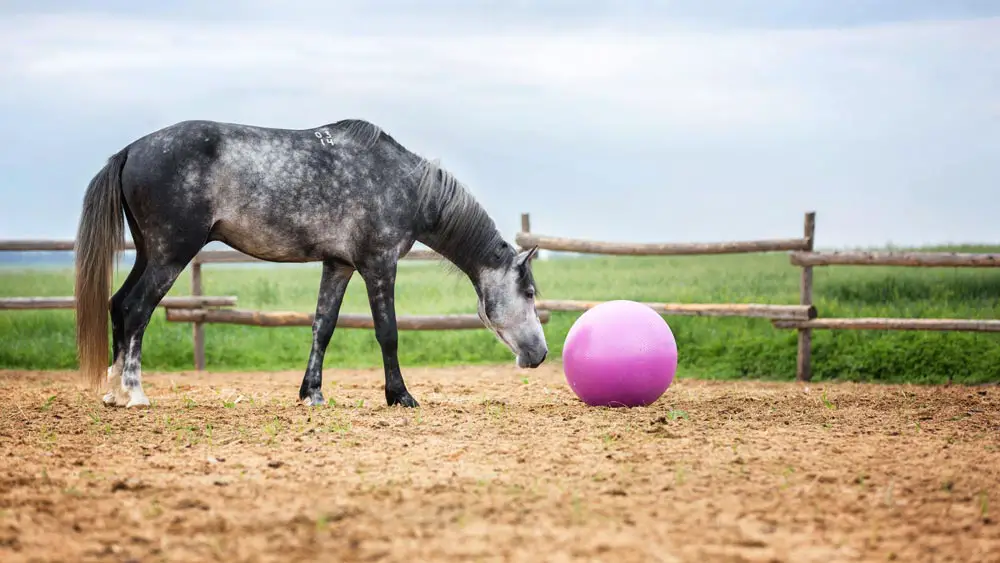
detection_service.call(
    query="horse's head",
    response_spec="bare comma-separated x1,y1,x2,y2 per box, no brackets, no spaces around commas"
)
476,245,548,368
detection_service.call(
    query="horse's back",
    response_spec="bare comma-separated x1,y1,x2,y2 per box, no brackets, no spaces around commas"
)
119,118,422,264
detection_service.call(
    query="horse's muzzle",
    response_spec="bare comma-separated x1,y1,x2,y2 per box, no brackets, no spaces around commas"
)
517,348,548,369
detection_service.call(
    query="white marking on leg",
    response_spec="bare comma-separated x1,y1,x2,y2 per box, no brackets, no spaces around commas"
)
119,335,150,409
103,356,127,406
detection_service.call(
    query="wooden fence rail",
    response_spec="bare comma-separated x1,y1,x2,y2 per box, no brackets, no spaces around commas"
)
514,233,811,256
0,240,136,252
790,251,1000,268
535,299,815,321
0,241,440,262
0,296,236,310
773,318,1000,333
194,247,441,264
166,308,549,330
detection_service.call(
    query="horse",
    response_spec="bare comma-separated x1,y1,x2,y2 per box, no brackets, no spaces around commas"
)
74,118,548,409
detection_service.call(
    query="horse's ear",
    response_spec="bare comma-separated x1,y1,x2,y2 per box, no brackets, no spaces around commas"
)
516,245,538,267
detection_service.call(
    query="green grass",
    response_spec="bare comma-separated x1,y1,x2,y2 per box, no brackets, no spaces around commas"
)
2,247,1000,384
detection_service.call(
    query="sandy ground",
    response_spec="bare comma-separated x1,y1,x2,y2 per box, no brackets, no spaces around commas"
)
0,364,998,562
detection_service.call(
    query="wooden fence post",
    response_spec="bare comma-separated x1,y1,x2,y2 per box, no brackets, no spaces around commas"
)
191,258,206,371
520,212,536,260
797,211,816,381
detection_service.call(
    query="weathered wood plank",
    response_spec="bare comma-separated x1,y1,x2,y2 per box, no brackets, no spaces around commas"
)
0,240,136,251
773,318,1000,332
790,251,1000,268
0,240,440,262
515,233,810,256
0,296,237,310
797,211,816,382
193,248,440,264
535,299,815,320
166,308,550,329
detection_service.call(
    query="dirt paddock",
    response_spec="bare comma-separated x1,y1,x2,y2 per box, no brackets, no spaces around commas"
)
1,365,998,562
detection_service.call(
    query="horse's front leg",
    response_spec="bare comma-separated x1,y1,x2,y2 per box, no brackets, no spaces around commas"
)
299,259,355,406
359,259,418,408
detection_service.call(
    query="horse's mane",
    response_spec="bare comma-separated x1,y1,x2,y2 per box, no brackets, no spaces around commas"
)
414,158,513,275
330,119,384,149
330,118,520,277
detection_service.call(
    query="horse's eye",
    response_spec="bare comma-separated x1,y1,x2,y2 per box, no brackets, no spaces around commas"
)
525,287,535,299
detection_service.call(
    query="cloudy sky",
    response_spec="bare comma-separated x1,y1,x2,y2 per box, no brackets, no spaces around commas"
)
1,1,998,250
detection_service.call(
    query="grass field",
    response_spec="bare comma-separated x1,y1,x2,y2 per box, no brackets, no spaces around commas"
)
2,247,1000,384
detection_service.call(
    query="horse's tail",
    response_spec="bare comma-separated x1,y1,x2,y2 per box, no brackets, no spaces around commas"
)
75,147,129,390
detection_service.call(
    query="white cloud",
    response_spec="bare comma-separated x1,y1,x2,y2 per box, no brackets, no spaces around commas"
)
5,12,995,137
0,8,997,246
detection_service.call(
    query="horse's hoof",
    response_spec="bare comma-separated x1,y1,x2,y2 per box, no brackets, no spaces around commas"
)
387,391,419,408
126,394,151,409
103,389,131,408
300,391,326,407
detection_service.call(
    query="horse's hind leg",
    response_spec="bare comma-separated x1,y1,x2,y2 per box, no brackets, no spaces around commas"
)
104,203,148,405
107,244,202,408
299,259,355,406
104,251,147,406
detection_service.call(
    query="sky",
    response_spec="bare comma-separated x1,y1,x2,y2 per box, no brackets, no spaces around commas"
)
1,1,998,251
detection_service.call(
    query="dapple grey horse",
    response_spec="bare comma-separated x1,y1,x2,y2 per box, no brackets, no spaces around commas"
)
74,118,547,409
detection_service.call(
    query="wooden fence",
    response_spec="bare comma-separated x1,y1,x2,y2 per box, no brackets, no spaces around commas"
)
517,211,1000,381
3,211,998,380
777,245,1000,380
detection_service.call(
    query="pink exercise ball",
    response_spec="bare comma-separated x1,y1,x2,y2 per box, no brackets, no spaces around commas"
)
562,300,678,407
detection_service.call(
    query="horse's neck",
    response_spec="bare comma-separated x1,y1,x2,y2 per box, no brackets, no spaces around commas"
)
417,197,508,284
